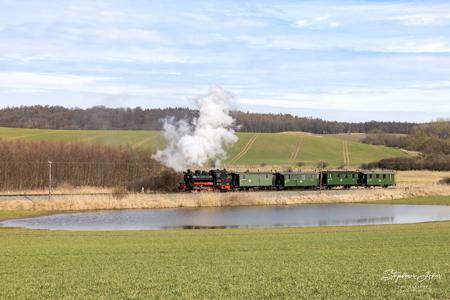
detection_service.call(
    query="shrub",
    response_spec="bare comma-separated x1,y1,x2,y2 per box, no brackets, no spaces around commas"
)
112,187,128,199
0,139,172,190
361,155,450,171
126,169,182,193
438,177,450,185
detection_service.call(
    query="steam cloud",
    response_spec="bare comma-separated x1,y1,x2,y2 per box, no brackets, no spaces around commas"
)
153,87,238,171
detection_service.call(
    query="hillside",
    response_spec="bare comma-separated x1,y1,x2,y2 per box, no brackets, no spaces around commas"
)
0,127,411,167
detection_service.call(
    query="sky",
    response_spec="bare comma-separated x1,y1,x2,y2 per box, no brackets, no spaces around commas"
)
0,0,450,122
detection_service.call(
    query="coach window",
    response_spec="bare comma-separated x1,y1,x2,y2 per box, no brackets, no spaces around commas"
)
376,174,379,178
383,174,386,179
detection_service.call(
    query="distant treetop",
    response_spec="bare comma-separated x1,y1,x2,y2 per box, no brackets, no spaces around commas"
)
0,105,417,134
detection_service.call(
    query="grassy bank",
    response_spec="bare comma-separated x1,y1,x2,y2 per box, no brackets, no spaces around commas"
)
0,222,448,299
369,195,450,206
0,210,55,221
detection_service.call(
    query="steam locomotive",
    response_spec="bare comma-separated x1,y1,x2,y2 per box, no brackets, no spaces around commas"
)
180,169,232,191
180,169,396,192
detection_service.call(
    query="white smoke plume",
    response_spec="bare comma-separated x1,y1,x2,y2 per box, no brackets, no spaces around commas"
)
153,86,238,171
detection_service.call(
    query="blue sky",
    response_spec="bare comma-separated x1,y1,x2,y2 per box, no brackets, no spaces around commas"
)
0,1,450,122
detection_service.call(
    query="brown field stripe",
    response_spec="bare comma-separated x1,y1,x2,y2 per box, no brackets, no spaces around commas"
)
9,130,59,140
346,141,351,165
230,134,259,164
288,141,296,161
293,139,302,161
78,131,115,143
289,138,302,162
131,134,159,149
342,141,350,165
229,134,257,164
342,141,348,165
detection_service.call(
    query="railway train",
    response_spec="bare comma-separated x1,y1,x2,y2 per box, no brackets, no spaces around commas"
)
179,169,396,192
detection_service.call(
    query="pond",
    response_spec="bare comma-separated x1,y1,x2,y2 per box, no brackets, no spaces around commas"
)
2,204,450,231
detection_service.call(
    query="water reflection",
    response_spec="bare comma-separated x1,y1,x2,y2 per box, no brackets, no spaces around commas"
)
2,204,450,231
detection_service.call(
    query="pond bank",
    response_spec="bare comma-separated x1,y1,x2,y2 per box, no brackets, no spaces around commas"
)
0,185,449,212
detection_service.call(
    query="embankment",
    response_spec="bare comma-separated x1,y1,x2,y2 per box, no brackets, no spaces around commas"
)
1,185,449,212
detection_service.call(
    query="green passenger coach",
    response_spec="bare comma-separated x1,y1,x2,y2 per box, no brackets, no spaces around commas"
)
321,171,359,188
231,172,273,188
359,171,395,188
275,172,319,189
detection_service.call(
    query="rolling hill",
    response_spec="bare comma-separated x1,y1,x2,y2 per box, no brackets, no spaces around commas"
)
0,127,412,167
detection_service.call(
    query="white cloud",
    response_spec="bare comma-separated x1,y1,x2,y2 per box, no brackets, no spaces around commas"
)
388,13,450,26
239,34,450,53
294,15,341,29
0,71,201,98
238,88,450,113
62,27,169,43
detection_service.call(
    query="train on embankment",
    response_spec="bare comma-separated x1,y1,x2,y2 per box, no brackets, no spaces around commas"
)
180,169,396,192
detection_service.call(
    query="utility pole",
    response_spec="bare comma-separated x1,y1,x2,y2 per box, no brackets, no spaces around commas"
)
319,171,322,190
48,161,52,200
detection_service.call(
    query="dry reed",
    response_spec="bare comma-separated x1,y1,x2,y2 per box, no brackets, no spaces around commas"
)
1,184,449,212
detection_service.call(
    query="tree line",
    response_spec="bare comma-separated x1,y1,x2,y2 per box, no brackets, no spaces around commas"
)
361,121,450,171
0,105,416,134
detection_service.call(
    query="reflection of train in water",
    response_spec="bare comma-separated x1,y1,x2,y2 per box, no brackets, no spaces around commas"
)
180,169,395,192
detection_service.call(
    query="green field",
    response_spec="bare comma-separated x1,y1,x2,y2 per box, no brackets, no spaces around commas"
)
0,127,411,167
0,221,448,299
1,197,449,299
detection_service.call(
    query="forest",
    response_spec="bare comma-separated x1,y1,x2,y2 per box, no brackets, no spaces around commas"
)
0,105,416,134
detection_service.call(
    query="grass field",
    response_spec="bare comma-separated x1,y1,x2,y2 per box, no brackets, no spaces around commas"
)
0,221,448,299
1,196,449,299
0,127,411,167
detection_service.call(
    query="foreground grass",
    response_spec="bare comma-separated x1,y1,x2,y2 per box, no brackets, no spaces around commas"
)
0,222,449,299
0,210,52,221
371,195,450,206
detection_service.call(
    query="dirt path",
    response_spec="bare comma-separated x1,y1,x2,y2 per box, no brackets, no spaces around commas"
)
131,135,159,149
9,130,59,140
342,141,350,165
229,134,259,164
289,138,302,162
78,131,115,143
